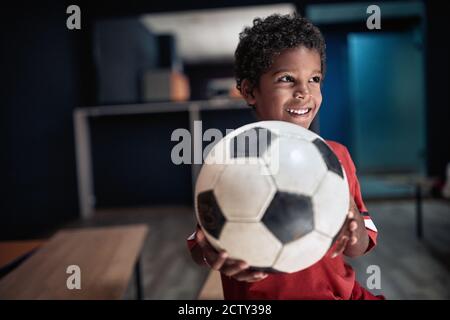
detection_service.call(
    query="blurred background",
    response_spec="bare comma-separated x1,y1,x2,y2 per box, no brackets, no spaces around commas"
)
0,0,449,299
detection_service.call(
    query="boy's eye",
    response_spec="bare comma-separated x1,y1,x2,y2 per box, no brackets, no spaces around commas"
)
278,75,294,82
310,76,321,83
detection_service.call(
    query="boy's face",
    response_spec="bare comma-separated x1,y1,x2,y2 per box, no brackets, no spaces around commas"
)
242,46,323,129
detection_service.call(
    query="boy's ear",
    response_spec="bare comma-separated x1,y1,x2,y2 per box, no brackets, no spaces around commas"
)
240,79,257,107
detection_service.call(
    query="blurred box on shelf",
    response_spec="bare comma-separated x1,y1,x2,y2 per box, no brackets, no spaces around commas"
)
206,78,242,100
141,69,190,102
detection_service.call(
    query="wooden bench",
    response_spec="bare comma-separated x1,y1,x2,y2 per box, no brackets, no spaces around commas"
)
0,224,148,299
197,270,224,300
0,239,46,275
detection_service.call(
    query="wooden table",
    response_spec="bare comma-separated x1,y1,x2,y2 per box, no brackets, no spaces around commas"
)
0,224,148,299
0,240,46,275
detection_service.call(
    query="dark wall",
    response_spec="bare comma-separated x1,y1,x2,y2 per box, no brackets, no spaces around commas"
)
425,2,450,179
94,18,159,104
90,113,193,207
0,2,91,239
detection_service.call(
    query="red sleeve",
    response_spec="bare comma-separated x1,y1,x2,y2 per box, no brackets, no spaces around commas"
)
326,141,378,254
186,225,201,251
342,146,378,253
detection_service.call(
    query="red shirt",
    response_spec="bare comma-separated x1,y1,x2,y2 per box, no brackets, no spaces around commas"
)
187,140,380,300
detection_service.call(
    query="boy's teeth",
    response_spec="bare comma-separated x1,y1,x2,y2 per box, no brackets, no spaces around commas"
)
287,108,310,115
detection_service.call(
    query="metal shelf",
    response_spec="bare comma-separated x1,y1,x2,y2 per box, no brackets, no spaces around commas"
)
73,98,249,219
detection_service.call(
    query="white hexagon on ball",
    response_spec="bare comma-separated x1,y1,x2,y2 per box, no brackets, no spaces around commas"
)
265,137,327,196
313,170,350,238
220,221,282,267
273,230,332,273
214,158,276,222
195,162,225,194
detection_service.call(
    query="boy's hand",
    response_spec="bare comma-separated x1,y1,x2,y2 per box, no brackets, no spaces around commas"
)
195,229,268,282
331,197,369,258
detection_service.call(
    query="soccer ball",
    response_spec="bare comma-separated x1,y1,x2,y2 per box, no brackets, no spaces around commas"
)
194,121,349,273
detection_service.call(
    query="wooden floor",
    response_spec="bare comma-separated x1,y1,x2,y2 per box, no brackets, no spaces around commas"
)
65,199,449,300
349,199,450,299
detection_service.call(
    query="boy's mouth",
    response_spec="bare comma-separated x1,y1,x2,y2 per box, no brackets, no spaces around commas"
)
285,107,313,117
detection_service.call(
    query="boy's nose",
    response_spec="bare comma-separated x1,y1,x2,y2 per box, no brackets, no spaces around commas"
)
294,89,311,99
293,83,311,99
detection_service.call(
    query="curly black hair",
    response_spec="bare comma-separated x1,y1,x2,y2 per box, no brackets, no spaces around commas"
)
234,13,326,93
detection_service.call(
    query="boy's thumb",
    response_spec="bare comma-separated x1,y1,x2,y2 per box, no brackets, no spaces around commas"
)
195,228,206,247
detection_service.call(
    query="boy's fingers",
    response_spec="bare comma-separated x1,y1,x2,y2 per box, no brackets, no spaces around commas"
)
222,261,249,277
332,236,348,258
196,229,217,253
210,251,228,271
233,271,268,282
348,210,355,219
196,229,229,268
246,276,269,283
349,220,358,231
195,229,207,249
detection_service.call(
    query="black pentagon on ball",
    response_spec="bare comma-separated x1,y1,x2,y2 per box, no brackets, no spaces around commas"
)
262,191,314,244
196,190,226,239
312,138,344,178
230,127,276,158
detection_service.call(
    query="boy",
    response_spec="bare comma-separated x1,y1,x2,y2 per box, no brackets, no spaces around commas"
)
187,14,382,300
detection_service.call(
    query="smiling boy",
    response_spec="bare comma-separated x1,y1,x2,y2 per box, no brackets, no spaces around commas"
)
187,13,382,300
